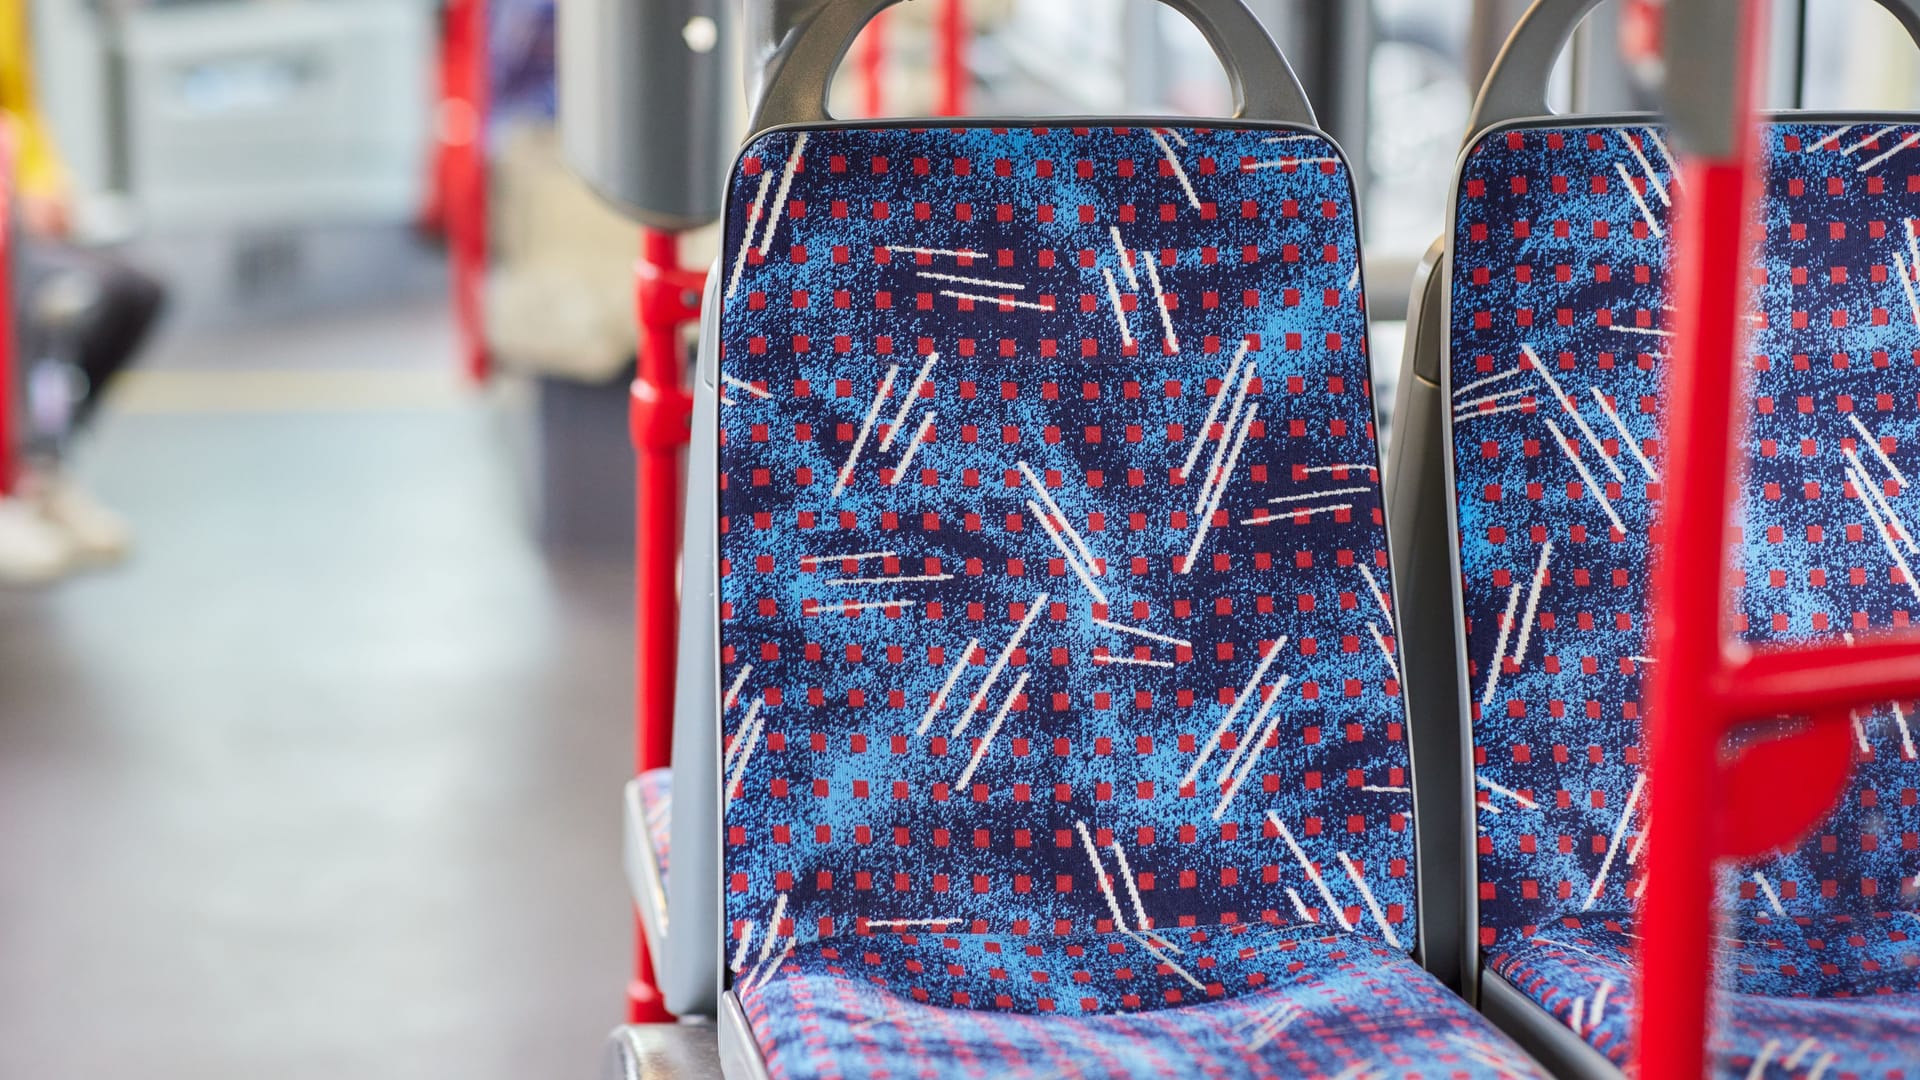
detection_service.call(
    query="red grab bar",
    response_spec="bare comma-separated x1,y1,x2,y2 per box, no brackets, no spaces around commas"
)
0,125,16,497
937,0,968,117
630,227,699,792
626,227,700,1024
442,0,491,384
1635,3,1920,1075
855,11,887,118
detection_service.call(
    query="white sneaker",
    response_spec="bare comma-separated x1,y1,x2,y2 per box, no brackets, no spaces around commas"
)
30,473,131,564
0,496,75,585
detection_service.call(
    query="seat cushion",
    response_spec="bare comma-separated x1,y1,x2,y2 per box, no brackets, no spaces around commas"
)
736,924,1550,1079
1491,910,1920,1073
639,766,672,884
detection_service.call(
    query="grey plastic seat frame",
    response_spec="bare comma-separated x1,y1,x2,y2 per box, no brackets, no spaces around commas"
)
1386,1,1920,1077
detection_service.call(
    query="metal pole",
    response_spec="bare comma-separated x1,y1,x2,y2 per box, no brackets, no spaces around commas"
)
1284,0,1371,201
937,0,966,116
1634,1,1920,1072
1120,0,1167,114
1632,5,1768,1069
445,0,490,383
625,227,701,1023
1772,0,1807,106
856,10,886,117
1468,0,1532,90
0,127,16,496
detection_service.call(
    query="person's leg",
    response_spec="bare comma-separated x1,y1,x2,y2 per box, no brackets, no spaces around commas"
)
0,245,76,584
16,243,168,565
29,244,167,432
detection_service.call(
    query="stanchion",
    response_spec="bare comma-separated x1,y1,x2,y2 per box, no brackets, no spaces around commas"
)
443,0,491,384
937,0,966,116
1635,2,1920,1074
855,10,887,117
0,127,15,497
625,226,700,1024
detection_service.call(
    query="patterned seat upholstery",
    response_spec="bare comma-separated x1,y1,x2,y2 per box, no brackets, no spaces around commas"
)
739,925,1536,1078
1492,911,1920,1068
1447,121,1920,1074
639,766,672,884
714,124,1544,1077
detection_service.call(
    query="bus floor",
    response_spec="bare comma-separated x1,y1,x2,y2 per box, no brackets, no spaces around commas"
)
0,304,637,1078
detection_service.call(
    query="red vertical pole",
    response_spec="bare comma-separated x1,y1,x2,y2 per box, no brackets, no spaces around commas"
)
421,5,455,236
445,0,491,383
855,11,887,118
1632,4,1767,1073
936,0,967,117
1637,3,1920,1073
0,127,15,498
1636,1,1773,1071
626,227,700,1024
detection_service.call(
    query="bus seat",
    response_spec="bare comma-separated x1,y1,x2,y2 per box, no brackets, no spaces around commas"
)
1433,106,1920,1078
694,3,1555,1074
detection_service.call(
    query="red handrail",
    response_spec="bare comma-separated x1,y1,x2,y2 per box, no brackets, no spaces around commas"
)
1634,3,1920,1075
937,0,968,117
626,228,699,1024
855,10,887,118
442,0,491,384
0,125,16,497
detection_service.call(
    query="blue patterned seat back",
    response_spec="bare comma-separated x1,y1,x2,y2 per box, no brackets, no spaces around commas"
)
713,124,1415,979
1449,122,1920,954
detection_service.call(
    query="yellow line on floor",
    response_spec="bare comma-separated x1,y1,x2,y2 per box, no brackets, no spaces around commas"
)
107,370,477,414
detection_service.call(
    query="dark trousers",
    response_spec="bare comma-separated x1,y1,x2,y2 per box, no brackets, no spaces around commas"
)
22,243,167,434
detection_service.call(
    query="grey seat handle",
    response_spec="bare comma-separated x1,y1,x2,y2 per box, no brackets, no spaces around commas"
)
1465,0,1920,148
746,0,1315,140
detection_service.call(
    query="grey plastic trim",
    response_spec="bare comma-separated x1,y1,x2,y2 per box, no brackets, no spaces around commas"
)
559,0,733,228
745,0,1315,140
1465,0,1920,150
718,993,774,1080
599,1022,727,1080
1481,971,1623,1080
1662,0,1748,159
662,261,727,1019
625,777,672,948
1463,0,1609,149
743,0,828,112
1386,237,1478,999
600,1026,646,1080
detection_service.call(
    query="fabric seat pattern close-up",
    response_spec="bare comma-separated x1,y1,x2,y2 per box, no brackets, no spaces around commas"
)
712,123,1547,1077
1490,910,1920,1069
1447,120,1920,1074
737,925,1543,1079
